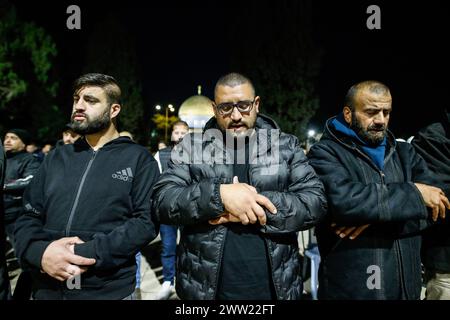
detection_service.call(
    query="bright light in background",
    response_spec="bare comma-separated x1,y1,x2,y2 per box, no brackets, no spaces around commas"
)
168,104,175,112
155,105,161,111
308,130,316,137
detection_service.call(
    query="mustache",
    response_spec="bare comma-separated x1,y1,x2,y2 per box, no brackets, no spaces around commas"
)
72,112,87,119
228,122,247,128
367,124,386,131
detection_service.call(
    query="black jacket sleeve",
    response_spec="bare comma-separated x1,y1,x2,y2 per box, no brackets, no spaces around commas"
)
412,123,450,229
412,124,450,197
74,160,160,270
152,163,225,226
308,142,430,225
260,139,328,234
13,156,52,270
4,155,41,195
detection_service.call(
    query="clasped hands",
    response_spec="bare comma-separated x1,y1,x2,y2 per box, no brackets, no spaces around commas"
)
331,183,450,240
209,176,277,226
40,237,96,282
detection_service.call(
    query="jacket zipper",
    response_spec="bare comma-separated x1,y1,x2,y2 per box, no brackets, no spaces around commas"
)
265,238,279,299
394,239,407,298
65,150,98,236
213,227,228,299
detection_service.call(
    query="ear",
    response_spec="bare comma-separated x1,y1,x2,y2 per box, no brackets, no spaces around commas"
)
110,103,121,119
211,102,218,118
343,106,352,125
254,96,260,114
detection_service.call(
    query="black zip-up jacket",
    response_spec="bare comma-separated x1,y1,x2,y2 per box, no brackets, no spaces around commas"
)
412,121,450,272
4,151,41,223
152,114,327,300
308,117,440,300
14,137,160,299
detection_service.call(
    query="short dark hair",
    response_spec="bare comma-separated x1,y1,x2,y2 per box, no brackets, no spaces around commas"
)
172,120,189,130
214,72,255,98
345,80,390,110
73,73,122,105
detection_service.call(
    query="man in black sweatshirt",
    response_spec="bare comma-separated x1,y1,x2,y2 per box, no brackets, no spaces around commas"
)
14,73,160,299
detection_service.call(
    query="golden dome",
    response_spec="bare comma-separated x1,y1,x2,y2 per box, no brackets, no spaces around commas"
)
178,93,214,129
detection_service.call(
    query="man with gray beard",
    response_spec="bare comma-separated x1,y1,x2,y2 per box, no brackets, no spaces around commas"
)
308,80,450,299
14,73,160,299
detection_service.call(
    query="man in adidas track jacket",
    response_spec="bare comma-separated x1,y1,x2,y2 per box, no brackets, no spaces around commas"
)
14,73,160,299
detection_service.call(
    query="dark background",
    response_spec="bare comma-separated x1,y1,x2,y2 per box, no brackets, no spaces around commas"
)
9,0,450,139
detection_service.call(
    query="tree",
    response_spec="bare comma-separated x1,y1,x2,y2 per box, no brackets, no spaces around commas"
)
0,4,63,140
151,113,180,143
227,0,322,142
82,12,146,143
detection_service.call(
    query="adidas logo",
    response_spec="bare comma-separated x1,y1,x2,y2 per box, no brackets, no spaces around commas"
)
112,167,133,182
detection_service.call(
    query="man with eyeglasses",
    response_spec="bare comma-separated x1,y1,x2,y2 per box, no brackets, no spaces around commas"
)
153,72,327,300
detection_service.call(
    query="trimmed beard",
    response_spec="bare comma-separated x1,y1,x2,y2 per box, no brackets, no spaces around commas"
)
350,111,387,146
70,107,111,135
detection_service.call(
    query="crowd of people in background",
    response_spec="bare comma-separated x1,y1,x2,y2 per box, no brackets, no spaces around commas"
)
0,72,449,301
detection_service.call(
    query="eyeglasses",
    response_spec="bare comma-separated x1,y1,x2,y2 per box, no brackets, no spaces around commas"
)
214,98,255,116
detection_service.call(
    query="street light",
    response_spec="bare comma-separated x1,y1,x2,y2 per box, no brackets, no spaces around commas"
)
155,104,175,143
306,129,316,152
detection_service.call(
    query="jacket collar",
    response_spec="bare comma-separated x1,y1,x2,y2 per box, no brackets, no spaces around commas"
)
322,115,397,171
73,136,135,151
6,150,27,159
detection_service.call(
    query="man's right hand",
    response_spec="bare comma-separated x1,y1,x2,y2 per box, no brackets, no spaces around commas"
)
414,183,450,221
41,237,96,282
331,223,370,240
219,176,277,225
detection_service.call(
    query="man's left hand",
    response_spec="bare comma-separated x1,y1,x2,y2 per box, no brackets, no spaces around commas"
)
208,212,241,225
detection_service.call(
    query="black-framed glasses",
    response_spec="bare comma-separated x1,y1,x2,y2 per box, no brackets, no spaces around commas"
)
214,98,255,116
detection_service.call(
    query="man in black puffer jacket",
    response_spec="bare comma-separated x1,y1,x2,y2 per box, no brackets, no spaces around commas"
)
308,80,449,300
412,106,450,299
152,73,327,300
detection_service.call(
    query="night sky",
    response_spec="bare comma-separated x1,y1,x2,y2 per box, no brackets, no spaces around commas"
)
11,0,450,139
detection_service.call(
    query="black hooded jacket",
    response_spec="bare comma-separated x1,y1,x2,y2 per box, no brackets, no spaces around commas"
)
152,114,327,300
308,117,440,300
412,120,450,272
14,137,160,299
